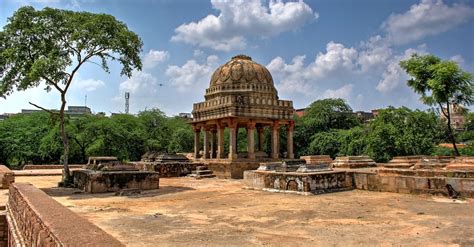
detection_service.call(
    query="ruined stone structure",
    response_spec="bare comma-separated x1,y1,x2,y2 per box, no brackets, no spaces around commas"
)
133,152,207,177
191,55,295,178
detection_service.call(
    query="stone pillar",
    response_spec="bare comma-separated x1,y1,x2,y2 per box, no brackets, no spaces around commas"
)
287,121,294,159
217,124,225,159
228,120,238,160
193,125,201,159
257,127,264,152
210,130,217,159
202,128,209,160
271,121,279,159
247,122,256,160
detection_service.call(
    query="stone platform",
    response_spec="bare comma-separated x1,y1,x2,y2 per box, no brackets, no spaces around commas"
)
133,162,201,177
72,170,159,193
300,155,333,165
332,156,376,169
201,159,268,179
446,157,474,171
244,170,351,195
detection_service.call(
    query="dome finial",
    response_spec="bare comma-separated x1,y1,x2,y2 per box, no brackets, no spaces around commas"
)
232,54,252,60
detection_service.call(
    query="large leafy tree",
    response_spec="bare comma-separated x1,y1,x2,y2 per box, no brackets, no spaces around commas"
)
0,7,142,183
400,54,473,156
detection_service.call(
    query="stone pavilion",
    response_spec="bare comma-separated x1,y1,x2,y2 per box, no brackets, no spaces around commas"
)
191,55,295,178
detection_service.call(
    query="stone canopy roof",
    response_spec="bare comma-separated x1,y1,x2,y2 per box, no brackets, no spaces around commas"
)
192,55,294,123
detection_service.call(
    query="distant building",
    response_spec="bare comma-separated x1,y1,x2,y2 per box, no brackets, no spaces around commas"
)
21,106,92,117
295,108,306,117
178,113,192,119
354,111,375,123
440,104,466,130
0,114,10,121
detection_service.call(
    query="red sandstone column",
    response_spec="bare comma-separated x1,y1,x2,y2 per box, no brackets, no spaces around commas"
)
257,126,264,152
228,120,238,160
217,123,225,159
193,125,201,159
271,120,280,159
210,129,217,159
287,121,294,159
247,121,256,160
202,127,210,160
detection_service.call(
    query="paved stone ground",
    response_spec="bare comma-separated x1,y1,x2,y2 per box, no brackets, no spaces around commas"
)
16,175,474,247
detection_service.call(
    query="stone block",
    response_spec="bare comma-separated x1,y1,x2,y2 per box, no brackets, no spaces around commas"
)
0,165,14,189
73,170,159,193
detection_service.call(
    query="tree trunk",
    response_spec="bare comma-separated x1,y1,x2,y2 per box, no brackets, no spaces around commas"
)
59,93,72,185
446,103,460,156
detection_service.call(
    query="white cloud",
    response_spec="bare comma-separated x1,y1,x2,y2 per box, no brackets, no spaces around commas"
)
165,55,219,91
382,0,474,45
171,0,317,51
73,78,105,92
357,35,392,72
143,50,169,69
376,46,427,93
119,71,160,96
267,42,358,95
322,84,354,100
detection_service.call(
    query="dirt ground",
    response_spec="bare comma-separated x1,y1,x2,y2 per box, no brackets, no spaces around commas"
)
16,175,474,247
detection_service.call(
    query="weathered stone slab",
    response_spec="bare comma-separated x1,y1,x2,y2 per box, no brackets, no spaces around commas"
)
446,157,474,171
300,155,333,165
133,162,201,177
332,156,376,169
7,183,124,246
22,164,84,170
73,170,159,193
0,165,14,189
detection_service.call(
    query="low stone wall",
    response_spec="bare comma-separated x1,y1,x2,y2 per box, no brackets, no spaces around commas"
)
243,170,352,194
7,183,124,246
0,165,14,189
73,170,160,193
133,162,201,177
22,164,84,170
352,170,474,197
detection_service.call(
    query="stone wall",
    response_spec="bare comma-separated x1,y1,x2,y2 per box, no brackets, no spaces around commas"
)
7,183,124,246
22,164,84,170
0,165,14,189
244,170,352,194
0,211,7,246
133,162,201,177
73,170,160,193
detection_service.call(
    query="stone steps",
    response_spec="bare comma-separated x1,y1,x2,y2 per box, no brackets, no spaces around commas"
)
188,166,215,179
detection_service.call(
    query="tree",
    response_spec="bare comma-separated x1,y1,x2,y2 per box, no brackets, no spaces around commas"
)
400,54,474,156
0,7,142,183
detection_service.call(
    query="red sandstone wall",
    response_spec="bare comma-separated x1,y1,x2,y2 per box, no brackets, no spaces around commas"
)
22,164,84,170
7,183,124,246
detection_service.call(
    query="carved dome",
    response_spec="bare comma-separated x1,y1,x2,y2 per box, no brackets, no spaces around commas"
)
206,55,278,100
209,55,274,86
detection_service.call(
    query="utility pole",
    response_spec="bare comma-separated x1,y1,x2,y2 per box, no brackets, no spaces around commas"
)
125,92,130,114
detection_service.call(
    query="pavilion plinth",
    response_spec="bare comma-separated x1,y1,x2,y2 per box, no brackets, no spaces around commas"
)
190,55,295,179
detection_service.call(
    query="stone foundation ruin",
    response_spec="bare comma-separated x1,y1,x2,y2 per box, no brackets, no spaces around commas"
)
73,156,159,193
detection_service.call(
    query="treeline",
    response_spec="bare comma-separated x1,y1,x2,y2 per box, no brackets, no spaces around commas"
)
0,109,193,167
2,99,474,168
294,99,474,162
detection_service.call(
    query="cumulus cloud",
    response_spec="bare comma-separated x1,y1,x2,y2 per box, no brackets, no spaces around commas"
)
376,46,427,93
267,42,358,96
165,55,219,91
73,78,105,92
382,0,474,45
322,84,354,100
171,0,317,51
119,71,160,96
143,50,170,69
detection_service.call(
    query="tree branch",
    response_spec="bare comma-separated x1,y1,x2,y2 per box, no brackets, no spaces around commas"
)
438,102,449,119
28,102,58,115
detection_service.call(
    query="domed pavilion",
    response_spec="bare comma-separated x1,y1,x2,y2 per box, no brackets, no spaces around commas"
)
191,55,295,178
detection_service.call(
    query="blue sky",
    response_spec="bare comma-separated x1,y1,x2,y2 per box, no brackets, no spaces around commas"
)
1,0,474,115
